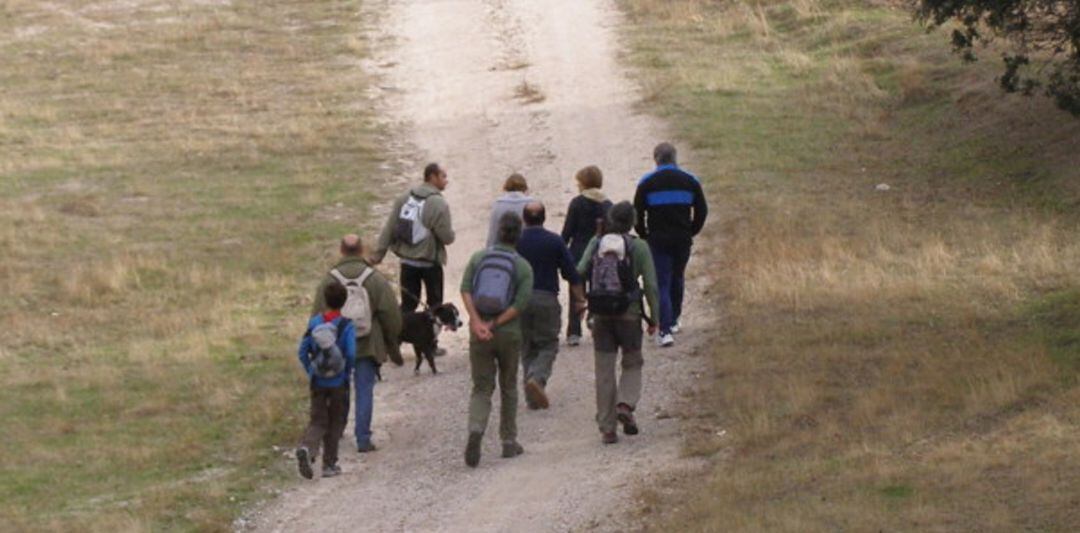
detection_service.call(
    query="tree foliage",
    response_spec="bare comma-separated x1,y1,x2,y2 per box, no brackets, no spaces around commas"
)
917,0,1080,116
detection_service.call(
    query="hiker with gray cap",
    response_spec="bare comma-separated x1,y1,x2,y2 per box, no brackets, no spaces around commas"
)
577,201,659,445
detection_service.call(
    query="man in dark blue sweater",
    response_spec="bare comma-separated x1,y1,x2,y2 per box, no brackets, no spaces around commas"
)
633,142,708,347
516,202,586,409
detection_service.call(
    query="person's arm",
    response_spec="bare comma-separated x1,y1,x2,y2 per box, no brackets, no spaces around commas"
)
297,326,314,376
371,198,401,264
375,277,404,366
691,180,708,236
560,198,577,244
429,196,456,245
635,240,660,328
311,276,329,315
576,236,599,276
633,185,648,239
459,253,493,341
461,292,494,342
343,320,357,375
558,241,583,286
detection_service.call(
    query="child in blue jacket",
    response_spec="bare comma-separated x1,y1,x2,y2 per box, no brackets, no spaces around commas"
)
296,282,357,479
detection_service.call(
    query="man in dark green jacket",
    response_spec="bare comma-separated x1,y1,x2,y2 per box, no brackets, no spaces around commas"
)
312,234,403,453
460,213,534,468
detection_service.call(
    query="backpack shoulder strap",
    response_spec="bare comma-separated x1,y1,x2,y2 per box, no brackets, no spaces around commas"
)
356,266,375,286
334,317,352,341
329,268,350,284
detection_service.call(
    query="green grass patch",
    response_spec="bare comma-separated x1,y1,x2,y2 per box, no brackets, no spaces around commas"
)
0,0,383,530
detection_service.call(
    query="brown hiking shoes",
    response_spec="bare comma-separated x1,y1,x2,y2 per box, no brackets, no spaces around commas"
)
524,378,549,410
601,431,618,444
616,403,639,435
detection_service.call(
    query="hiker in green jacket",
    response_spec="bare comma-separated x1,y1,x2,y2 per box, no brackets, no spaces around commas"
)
372,163,456,332
577,202,660,445
312,234,403,453
460,212,534,468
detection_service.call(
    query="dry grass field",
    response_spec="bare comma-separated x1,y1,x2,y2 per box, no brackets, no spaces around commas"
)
0,0,381,530
617,0,1080,530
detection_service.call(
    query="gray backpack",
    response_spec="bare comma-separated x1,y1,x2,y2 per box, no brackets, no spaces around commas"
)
308,318,349,378
471,249,519,316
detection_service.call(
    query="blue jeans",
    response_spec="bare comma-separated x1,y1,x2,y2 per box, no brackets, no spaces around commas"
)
353,358,378,447
649,239,692,334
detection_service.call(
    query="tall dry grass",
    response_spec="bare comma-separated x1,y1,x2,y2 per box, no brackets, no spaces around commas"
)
619,0,1080,530
0,0,383,530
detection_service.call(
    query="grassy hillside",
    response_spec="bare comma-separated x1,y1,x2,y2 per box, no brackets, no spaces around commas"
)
617,0,1080,530
0,0,380,530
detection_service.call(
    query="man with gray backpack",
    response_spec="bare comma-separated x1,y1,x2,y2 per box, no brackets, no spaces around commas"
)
312,235,403,454
459,212,534,467
296,282,356,479
577,202,659,445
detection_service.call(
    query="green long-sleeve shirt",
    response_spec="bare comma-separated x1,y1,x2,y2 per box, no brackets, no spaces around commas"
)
576,234,659,322
460,244,534,335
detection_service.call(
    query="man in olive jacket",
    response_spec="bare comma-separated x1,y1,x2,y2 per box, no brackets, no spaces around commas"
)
312,234,403,453
460,213,534,468
371,163,456,314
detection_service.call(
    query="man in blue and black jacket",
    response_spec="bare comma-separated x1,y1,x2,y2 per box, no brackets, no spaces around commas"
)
632,142,708,347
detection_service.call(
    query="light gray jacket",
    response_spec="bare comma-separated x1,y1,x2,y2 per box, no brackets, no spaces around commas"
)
486,192,534,247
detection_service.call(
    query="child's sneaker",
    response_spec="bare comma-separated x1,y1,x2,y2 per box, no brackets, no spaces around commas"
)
296,447,314,480
322,464,342,478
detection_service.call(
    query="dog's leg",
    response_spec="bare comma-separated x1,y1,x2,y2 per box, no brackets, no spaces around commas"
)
413,346,423,375
426,345,438,375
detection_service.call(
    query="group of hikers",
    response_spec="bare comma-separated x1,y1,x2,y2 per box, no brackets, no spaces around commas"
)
295,142,708,478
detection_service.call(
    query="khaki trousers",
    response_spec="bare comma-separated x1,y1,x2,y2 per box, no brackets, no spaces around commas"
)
468,329,521,442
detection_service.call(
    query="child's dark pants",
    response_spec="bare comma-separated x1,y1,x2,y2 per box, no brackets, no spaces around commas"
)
299,383,349,467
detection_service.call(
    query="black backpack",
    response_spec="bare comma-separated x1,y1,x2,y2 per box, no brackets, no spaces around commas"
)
586,234,639,316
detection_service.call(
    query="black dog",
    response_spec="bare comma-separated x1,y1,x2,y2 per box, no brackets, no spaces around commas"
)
399,303,462,375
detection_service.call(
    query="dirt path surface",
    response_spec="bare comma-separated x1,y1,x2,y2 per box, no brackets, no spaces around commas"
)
250,0,706,531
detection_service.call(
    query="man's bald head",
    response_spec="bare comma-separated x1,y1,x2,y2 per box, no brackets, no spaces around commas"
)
522,201,545,227
340,234,363,257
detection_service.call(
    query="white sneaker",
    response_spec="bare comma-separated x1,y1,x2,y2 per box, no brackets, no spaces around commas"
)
658,333,675,347
566,334,581,346
670,322,682,334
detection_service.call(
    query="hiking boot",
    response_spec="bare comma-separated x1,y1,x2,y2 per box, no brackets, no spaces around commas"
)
616,403,639,435
670,321,682,335
464,432,483,468
321,463,342,478
566,334,582,346
657,332,675,347
356,442,378,453
295,447,314,480
601,431,619,445
524,379,549,410
501,440,524,458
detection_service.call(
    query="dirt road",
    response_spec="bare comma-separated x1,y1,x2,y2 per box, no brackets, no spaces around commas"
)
250,0,706,530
